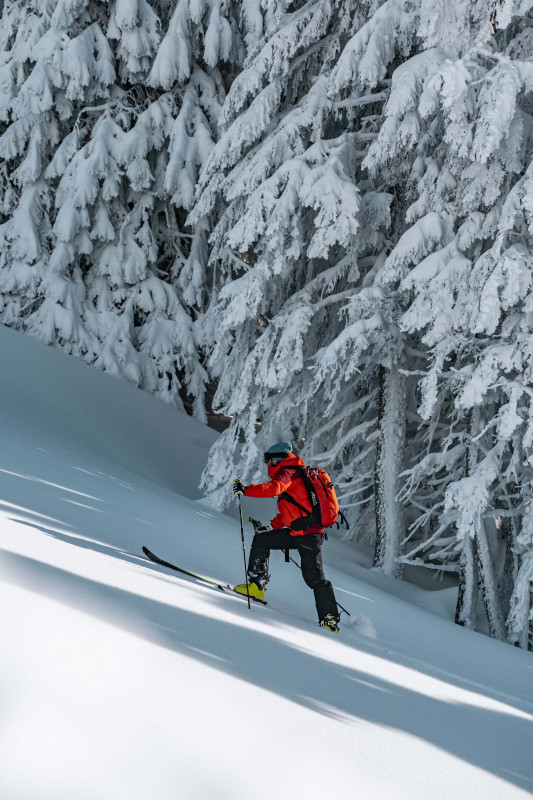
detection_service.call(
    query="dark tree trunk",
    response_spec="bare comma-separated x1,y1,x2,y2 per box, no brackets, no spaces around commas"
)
455,534,476,627
373,363,406,578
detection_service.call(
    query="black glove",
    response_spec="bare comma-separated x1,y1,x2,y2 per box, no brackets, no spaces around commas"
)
255,522,274,534
233,479,245,496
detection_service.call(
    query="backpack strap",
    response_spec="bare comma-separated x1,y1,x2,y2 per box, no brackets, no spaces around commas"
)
336,510,350,530
279,491,311,516
296,466,323,527
279,466,323,531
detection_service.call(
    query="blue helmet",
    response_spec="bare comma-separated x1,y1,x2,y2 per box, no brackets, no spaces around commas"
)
263,441,293,463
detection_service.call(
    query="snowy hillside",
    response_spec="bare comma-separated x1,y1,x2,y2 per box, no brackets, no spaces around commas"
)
0,325,532,800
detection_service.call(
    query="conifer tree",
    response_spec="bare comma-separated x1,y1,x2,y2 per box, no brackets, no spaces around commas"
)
0,0,250,418
363,0,533,645
194,0,430,579
192,1,390,513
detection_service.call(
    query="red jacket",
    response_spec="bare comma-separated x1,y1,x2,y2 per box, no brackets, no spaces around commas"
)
244,453,324,535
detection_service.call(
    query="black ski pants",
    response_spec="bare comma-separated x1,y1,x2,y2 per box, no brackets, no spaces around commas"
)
247,528,339,621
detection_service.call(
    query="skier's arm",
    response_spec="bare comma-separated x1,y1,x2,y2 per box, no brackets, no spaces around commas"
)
244,467,293,499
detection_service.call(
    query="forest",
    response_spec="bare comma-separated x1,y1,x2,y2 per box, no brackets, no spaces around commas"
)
0,0,532,649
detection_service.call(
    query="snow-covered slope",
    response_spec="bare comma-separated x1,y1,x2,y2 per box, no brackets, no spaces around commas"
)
0,325,532,800
0,324,218,497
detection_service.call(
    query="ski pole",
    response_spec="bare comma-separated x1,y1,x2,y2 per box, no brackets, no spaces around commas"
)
236,481,251,609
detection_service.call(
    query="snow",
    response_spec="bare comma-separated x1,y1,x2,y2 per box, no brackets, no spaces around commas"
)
0,324,532,800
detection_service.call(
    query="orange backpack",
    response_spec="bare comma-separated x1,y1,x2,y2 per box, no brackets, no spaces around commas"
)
281,466,340,531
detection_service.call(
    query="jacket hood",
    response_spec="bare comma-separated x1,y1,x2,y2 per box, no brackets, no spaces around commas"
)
267,452,305,478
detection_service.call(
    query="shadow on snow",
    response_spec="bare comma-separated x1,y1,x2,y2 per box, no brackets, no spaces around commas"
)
1,540,532,795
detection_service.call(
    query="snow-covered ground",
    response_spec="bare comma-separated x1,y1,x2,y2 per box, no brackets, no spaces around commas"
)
0,324,532,800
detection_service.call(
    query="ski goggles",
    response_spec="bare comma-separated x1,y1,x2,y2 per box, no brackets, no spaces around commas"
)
264,452,286,463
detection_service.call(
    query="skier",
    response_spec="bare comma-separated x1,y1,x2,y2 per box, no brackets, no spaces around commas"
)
232,441,341,632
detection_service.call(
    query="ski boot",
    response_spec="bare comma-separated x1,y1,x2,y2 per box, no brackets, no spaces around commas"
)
233,582,265,601
319,613,340,633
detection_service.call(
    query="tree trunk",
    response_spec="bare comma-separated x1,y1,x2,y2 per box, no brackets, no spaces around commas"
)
373,363,406,578
530,589,533,652
506,551,533,650
475,523,505,640
454,409,505,639
455,534,477,627
500,517,518,619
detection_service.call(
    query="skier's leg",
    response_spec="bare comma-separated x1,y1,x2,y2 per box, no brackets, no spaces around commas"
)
298,534,339,620
247,528,294,588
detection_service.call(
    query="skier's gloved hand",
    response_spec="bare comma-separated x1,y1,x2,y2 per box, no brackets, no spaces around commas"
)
233,479,246,496
248,518,274,534
255,523,274,534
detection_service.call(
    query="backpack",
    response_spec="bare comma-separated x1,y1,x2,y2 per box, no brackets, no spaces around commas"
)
281,466,340,531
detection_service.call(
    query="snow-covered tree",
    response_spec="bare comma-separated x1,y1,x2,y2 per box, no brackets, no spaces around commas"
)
194,0,450,582
0,0,253,418
191,1,401,554
364,0,533,645
196,0,533,647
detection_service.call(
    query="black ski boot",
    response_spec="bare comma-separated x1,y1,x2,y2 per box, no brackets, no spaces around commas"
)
319,613,340,633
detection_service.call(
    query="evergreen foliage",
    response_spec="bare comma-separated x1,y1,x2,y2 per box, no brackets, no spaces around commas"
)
363,1,533,646
193,0,533,647
192,0,397,534
0,0,250,417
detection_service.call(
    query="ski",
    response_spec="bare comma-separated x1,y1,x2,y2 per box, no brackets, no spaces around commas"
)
142,546,267,605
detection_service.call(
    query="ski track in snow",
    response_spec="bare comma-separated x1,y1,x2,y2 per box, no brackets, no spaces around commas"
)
0,325,533,800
